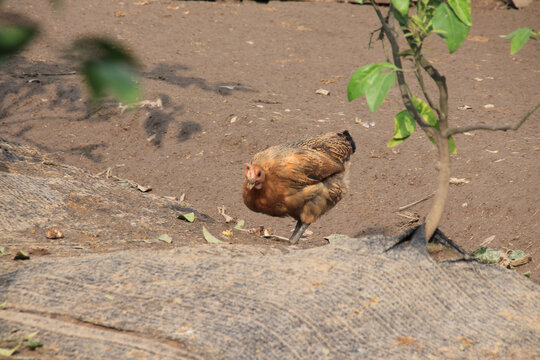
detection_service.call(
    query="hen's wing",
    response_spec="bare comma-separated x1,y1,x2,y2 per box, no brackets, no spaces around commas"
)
251,130,355,186
294,130,355,164
258,148,345,186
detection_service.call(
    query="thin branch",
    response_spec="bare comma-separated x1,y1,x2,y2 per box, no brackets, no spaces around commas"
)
414,64,440,116
416,54,449,131
370,1,435,134
397,192,435,211
444,101,540,137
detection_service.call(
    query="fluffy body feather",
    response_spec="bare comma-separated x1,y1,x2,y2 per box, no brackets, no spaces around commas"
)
243,130,355,243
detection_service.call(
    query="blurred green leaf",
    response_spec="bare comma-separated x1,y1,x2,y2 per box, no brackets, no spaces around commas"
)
202,226,223,244
28,340,43,350
392,0,410,17
75,38,140,104
0,25,37,60
505,28,532,55
0,341,21,357
433,3,470,53
82,60,140,105
448,0,472,27
522,271,531,278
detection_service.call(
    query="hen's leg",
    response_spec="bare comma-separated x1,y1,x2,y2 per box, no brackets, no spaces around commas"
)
289,220,310,245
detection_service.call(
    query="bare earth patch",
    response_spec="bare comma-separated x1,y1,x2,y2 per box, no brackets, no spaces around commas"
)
1,0,539,284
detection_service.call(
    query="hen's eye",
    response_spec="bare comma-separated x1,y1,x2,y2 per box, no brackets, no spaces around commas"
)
256,170,261,177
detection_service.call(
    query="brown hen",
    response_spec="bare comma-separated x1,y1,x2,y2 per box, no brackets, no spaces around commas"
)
243,130,356,244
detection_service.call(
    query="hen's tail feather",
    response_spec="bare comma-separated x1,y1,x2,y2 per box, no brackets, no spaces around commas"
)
339,130,356,154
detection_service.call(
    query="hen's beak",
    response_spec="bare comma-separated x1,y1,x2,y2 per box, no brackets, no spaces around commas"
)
246,179,257,190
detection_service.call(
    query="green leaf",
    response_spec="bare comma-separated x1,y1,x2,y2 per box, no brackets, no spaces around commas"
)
24,331,39,341
365,71,395,112
202,226,223,244
234,219,245,230
13,250,30,260
28,340,43,350
432,3,470,53
448,0,472,26
0,301,5,308
505,28,532,55
0,25,38,60
83,61,140,105
348,64,383,101
411,97,438,127
74,38,140,104
522,271,531,278
388,110,416,147
406,98,457,153
392,0,410,17
348,62,397,102
448,136,457,154
158,234,172,244
0,246,4,255
472,247,501,264
0,341,22,357
177,212,195,223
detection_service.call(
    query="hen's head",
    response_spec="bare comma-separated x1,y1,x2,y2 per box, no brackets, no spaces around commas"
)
245,163,265,190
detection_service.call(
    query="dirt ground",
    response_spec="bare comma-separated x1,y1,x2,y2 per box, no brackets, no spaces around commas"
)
1,0,539,280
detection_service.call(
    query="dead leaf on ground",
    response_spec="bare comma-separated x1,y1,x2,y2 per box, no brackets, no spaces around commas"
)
46,227,64,239
467,35,489,42
222,230,233,237
315,88,330,96
114,11,128,17
234,219,245,230
158,234,172,244
394,336,417,345
449,177,470,185
458,105,472,110
217,206,234,223
14,250,30,260
320,79,336,84
177,212,195,223
202,226,223,244
361,295,379,308
479,235,495,247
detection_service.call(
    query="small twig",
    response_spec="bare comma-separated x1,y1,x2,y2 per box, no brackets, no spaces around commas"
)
445,101,540,137
14,71,77,78
398,192,435,211
395,212,420,220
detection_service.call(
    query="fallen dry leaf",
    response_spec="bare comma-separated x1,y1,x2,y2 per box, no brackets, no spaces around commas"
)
315,88,330,96
394,337,417,345
217,206,234,223
46,227,64,239
114,11,128,18
467,35,489,42
449,177,470,185
362,295,379,308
